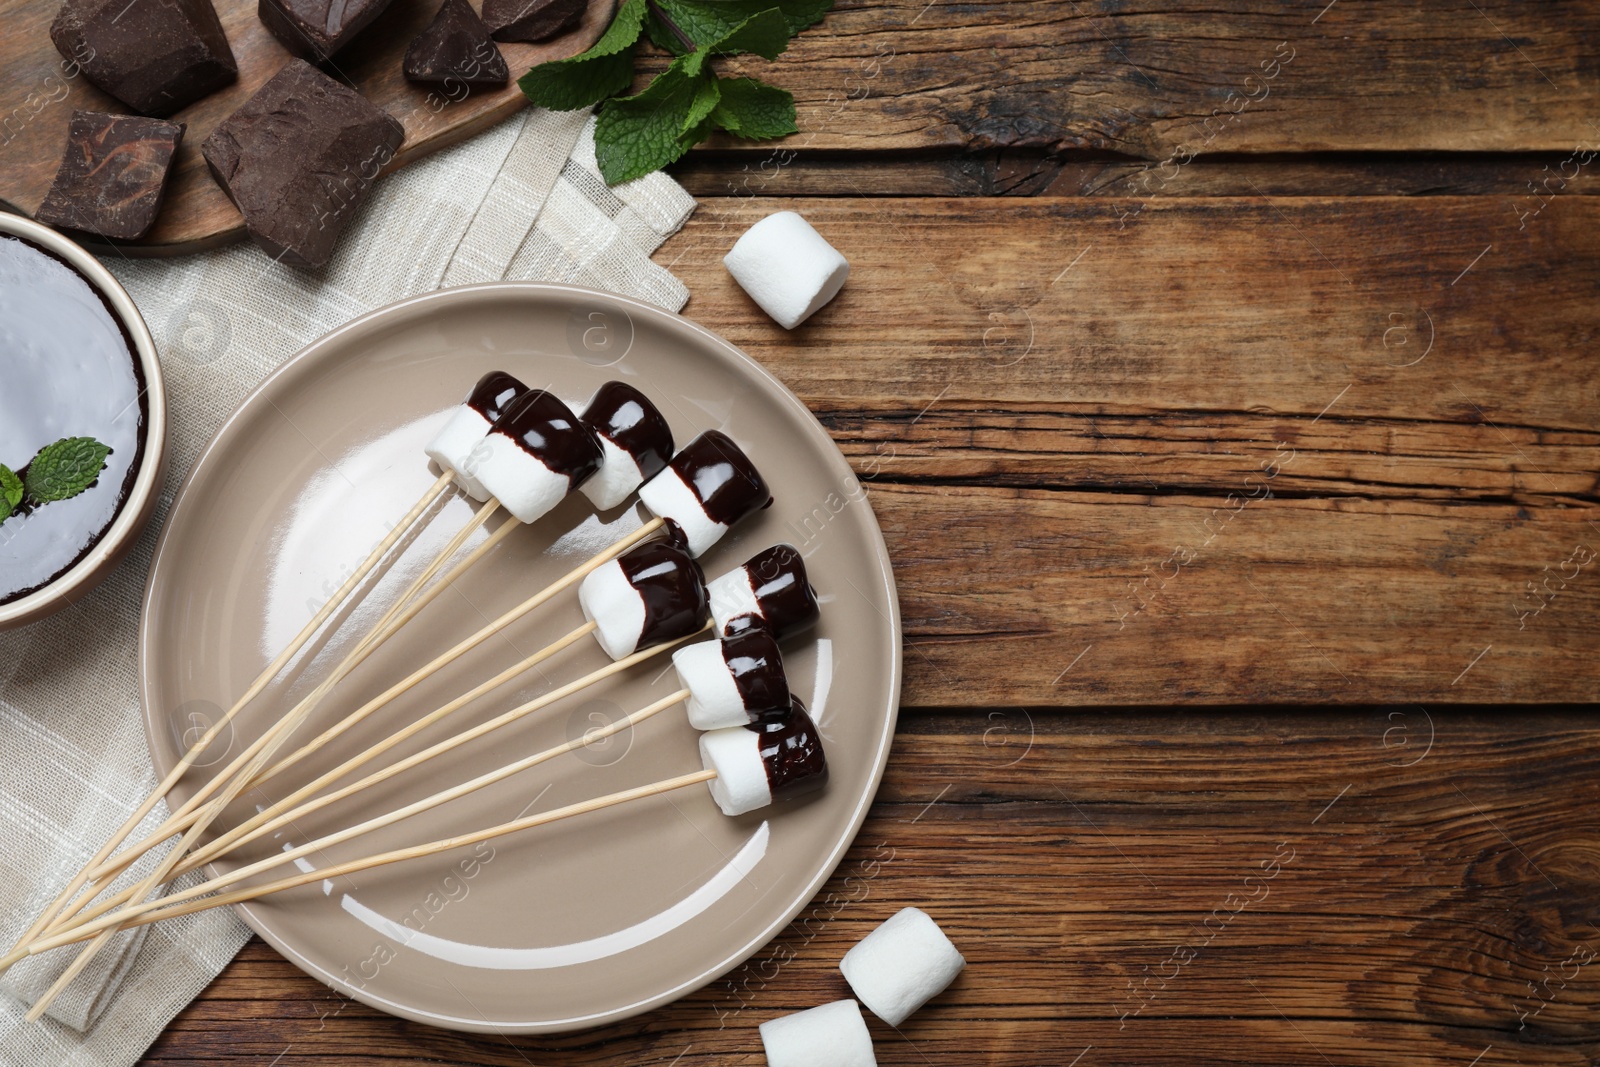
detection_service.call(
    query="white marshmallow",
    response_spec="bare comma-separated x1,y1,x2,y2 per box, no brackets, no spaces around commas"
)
759,1000,876,1067
840,908,965,1026
425,405,494,500
581,434,647,511
578,558,646,660
724,211,850,331
699,727,771,817
707,567,761,635
638,465,725,558
673,640,747,730
472,433,573,524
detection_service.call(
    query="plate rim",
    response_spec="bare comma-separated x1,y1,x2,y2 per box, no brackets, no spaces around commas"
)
137,280,903,1034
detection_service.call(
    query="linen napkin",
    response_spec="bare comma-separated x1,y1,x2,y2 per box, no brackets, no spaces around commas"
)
0,105,695,1065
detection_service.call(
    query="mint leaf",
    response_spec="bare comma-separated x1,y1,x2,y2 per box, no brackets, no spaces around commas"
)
518,0,648,110
654,0,830,44
595,60,714,184
23,437,112,504
0,465,20,524
711,77,796,139
707,7,790,58
682,73,722,135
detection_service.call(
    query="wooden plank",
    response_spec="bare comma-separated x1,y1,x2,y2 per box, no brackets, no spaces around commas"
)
140,710,1600,1065
0,0,614,253
683,0,1600,155
652,195,1600,706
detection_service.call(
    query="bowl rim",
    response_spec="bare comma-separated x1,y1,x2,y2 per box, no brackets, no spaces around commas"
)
0,213,167,627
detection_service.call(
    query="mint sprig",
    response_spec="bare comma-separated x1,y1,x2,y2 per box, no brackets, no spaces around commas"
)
0,466,21,524
24,437,113,503
519,0,827,184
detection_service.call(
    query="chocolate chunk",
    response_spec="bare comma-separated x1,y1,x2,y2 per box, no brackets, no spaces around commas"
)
483,0,585,43
405,0,509,87
258,0,398,63
36,110,184,240
201,61,404,270
50,0,237,117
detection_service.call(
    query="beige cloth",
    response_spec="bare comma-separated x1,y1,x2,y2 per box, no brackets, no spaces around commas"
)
0,107,694,1065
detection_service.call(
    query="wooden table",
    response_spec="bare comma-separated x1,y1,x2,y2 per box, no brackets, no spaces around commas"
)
141,0,1600,1062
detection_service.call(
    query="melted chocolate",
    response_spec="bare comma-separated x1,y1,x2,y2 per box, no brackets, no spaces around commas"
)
581,381,674,482
750,696,829,801
725,543,820,640
0,235,147,606
618,539,708,651
721,628,790,718
668,430,772,526
464,370,528,424
491,388,603,486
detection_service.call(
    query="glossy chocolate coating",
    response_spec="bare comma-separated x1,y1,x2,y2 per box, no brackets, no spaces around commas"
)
722,629,790,718
404,0,509,87
725,544,820,640
464,371,528,424
619,539,709,651
750,697,829,801
581,381,674,482
37,111,185,241
668,430,771,526
491,388,603,487
0,235,146,605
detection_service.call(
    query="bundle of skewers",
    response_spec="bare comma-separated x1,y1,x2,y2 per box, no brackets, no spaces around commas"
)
3,373,830,1020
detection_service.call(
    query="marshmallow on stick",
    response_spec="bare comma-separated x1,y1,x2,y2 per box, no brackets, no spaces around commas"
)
638,430,772,557
473,389,604,523
579,381,675,510
759,999,877,1067
840,907,966,1026
698,696,828,817
673,628,791,730
707,544,820,639
425,370,529,500
579,537,710,660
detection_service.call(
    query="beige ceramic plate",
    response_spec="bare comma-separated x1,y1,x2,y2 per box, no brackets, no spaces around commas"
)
139,282,900,1033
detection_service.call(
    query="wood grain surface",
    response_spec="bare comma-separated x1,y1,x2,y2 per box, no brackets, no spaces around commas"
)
59,0,1592,1061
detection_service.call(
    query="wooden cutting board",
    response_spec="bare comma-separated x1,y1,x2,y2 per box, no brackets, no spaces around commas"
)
0,0,615,255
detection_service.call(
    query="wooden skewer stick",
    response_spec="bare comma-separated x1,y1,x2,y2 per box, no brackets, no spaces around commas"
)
76,516,666,890
24,690,693,955
71,624,702,934
24,771,719,954
19,494,508,956
24,498,510,1018
4,470,455,962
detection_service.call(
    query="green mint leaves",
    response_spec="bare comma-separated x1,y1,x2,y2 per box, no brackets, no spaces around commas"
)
0,467,21,525
520,0,826,184
0,437,113,527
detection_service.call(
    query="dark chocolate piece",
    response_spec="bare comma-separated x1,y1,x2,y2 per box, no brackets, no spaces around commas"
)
618,539,709,652
483,0,585,43
404,0,509,87
258,0,397,62
36,110,185,241
464,371,528,423
668,430,771,526
581,381,674,483
491,389,603,487
50,0,237,117
724,544,820,640
721,629,790,719
749,696,828,801
202,61,405,270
